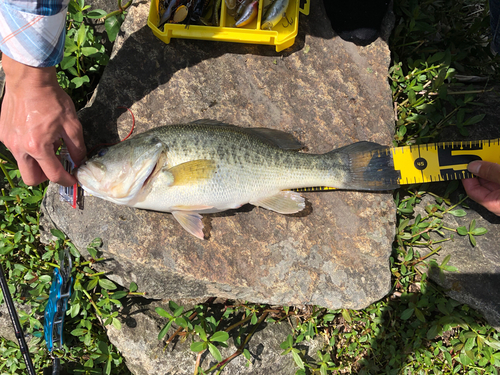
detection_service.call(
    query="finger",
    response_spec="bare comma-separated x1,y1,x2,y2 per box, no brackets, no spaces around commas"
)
17,155,48,186
478,190,500,216
476,177,500,192
61,120,87,167
462,178,486,198
467,161,500,185
36,151,77,187
463,178,500,215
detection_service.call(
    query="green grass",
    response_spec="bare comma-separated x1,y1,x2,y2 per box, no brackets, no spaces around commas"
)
1,0,500,374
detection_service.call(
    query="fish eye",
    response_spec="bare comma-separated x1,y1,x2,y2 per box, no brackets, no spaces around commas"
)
97,148,108,157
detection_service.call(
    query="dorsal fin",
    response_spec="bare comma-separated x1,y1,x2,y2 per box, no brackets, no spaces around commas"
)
188,120,303,150
245,128,304,150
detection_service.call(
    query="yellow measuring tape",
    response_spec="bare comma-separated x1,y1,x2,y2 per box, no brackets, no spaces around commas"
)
392,138,500,185
292,138,500,192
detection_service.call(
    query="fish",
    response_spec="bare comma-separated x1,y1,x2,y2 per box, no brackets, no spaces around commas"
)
261,0,289,30
76,120,400,240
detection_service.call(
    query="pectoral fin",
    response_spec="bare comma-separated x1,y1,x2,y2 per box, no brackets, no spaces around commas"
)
251,191,305,214
172,211,205,240
168,160,216,186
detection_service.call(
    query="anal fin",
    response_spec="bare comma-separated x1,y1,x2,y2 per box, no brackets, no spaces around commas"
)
251,191,305,214
172,211,205,240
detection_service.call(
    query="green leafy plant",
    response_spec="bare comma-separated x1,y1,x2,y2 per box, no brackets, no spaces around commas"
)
456,219,488,246
154,300,287,374
0,148,134,373
190,326,229,363
280,334,305,371
390,0,495,146
57,0,133,109
156,301,188,340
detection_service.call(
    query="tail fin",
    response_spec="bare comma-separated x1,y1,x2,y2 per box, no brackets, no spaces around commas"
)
333,141,401,191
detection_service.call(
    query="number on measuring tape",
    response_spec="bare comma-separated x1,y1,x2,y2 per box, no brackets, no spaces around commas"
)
392,139,500,185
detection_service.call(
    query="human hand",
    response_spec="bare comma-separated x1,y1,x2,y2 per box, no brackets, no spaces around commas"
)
462,160,500,216
0,55,86,187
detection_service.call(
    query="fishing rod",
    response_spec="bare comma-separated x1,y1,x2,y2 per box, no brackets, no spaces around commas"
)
0,263,36,375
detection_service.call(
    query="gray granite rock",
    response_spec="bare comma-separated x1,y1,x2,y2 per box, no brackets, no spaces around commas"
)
42,0,397,311
107,299,323,375
0,302,30,344
416,193,500,330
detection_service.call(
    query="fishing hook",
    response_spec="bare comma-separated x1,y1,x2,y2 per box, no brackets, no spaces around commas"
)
281,12,293,28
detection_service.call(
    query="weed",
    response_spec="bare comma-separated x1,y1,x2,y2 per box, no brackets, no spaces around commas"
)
390,0,496,146
0,190,134,374
57,0,132,110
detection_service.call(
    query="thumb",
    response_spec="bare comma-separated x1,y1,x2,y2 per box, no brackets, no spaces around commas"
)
467,161,500,185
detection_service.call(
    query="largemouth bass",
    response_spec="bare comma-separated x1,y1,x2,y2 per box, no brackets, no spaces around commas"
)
76,120,399,239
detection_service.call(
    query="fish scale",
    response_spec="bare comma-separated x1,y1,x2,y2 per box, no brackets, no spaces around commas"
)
159,128,289,205
148,128,333,209
77,120,399,239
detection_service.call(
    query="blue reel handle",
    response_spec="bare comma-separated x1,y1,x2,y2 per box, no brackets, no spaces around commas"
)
44,252,73,353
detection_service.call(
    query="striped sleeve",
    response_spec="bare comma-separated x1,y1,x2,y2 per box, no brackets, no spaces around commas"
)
0,0,69,67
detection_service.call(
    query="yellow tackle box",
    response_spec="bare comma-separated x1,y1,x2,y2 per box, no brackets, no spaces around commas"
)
148,0,310,52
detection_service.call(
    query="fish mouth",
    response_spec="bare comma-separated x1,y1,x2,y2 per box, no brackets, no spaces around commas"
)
75,162,107,198
76,142,166,204
141,150,168,189
76,161,105,183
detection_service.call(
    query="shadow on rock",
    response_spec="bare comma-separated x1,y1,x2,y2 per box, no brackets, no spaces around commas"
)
79,0,395,151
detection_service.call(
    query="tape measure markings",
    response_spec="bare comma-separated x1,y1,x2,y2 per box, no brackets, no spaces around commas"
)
391,138,500,185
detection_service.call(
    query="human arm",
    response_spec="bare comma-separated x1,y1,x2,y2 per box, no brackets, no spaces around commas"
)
0,54,86,186
462,160,500,215
0,0,86,186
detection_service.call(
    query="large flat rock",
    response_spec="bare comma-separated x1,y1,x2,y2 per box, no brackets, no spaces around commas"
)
42,0,396,310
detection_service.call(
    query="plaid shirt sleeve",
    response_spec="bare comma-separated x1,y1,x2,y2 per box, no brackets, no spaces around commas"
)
0,0,69,67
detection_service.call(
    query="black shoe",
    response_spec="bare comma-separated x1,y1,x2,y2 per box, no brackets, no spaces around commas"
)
323,0,389,46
